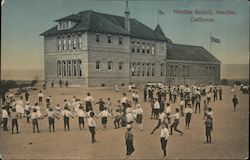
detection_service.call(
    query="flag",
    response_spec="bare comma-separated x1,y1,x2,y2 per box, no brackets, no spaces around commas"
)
211,36,221,44
158,10,165,15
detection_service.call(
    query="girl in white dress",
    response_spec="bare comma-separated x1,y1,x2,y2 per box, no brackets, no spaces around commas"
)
16,96,25,117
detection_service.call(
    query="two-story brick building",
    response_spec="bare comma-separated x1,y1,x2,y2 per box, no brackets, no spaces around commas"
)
41,6,220,87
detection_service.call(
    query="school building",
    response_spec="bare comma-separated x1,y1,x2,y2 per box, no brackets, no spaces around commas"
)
41,6,221,87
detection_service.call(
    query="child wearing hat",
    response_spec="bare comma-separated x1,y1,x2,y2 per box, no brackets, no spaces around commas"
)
125,124,135,158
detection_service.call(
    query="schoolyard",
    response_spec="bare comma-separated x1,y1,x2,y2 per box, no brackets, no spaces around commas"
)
0,85,249,159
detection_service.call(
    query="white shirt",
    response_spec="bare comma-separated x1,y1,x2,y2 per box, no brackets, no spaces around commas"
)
2,109,8,118
121,97,128,103
173,113,180,120
88,117,96,127
184,108,193,114
38,93,43,98
25,105,31,111
160,128,169,140
126,113,134,123
98,110,111,118
136,108,143,115
180,100,184,106
62,110,73,118
77,109,85,117
84,96,94,102
159,112,167,123
154,101,160,109
31,112,39,120
165,107,171,114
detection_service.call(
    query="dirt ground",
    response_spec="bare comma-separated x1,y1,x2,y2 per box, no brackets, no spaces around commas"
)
0,86,249,159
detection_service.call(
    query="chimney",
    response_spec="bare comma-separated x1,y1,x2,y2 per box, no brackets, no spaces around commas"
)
124,1,130,32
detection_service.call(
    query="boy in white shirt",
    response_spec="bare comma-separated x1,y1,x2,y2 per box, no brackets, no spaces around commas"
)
38,90,43,105
62,107,74,131
2,106,9,131
135,104,143,131
184,104,193,128
31,108,40,133
76,105,86,130
160,123,169,158
88,111,97,143
169,108,183,136
98,107,112,129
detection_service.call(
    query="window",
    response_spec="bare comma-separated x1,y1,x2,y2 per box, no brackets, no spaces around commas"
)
62,60,66,76
152,46,155,55
137,63,140,76
68,35,71,50
96,33,100,42
142,63,145,76
152,63,155,76
132,48,135,53
119,62,123,70
78,33,82,49
137,48,140,53
160,63,164,76
131,40,135,44
142,42,145,45
66,21,69,28
57,61,62,77
107,35,112,43
73,34,77,50
131,62,136,76
96,61,101,69
73,60,77,76
77,60,82,76
142,46,145,53
57,36,61,51
59,22,62,29
119,36,123,44
170,65,174,77
146,46,150,54
137,41,140,44
67,60,72,76
108,61,113,70
147,63,150,76
174,65,178,77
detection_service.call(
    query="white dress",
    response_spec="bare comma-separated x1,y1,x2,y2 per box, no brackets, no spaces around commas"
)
16,100,24,114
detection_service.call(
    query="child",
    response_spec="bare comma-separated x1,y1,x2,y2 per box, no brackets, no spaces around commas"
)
76,105,86,130
98,107,112,129
160,123,169,158
38,90,43,105
16,96,24,118
24,101,31,123
203,101,208,119
135,104,143,131
88,111,97,143
113,108,122,129
125,124,135,158
184,104,193,129
43,108,59,132
232,95,239,112
106,98,113,116
169,108,183,136
10,108,19,134
96,98,106,113
195,95,201,114
2,106,9,131
31,108,40,133
204,115,213,143
165,103,171,124
84,92,94,112
179,98,185,116
150,109,167,134
33,103,42,118
62,107,74,131
115,84,119,92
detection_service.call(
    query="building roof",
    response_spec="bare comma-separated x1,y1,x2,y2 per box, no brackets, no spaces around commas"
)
41,10,171,42
166,43,221,63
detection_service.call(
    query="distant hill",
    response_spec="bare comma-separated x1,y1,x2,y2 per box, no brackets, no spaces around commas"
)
1,64,249,80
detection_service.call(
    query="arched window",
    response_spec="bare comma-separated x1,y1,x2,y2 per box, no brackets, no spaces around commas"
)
73,34,77,50
57,61,62,77
119,62,123,70
77,59,82,76
63,36,66,51
62,60,66,76
67,60,72,77
151,63,155,76
96,61,101,69
57,36,61,51
142,63,145,76
108,61,113,70
147,63,150,76
68,34,71,50
72,60,77,76
78,33,82,49
160,63,164,76
131,62,136,76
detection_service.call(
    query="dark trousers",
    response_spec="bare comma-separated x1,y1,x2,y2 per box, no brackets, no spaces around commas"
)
64,116,70,131
185,113,191,128
79,117,84,129
32,119,39,133
126,140,135,156
114,118,120,128
160,137,168,157
25,110,30,123
12,118,18,133
39,97,42,105
219,94,222,100
151,119,166,134
3,118,8,131
195,103,201,113
89,127,96,142
170,120,183,135
214,95,217,101
49,117,55,132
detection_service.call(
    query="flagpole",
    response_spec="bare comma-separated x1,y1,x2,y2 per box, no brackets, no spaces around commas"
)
210,32,212,53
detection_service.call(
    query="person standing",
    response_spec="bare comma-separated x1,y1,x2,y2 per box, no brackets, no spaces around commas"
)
76,105,86,130
204,115,213,143
213,87,218,101
184,104,193,128
16,96,25,118
84,92,94,112
88,111,97,143
153,98,160,119
135,104,143,131
232,95,239,112
59,79,62,88
25,90,30,102
125,124,135,159
95,98,106,113
218,87,222,100
62,107,74,131
31,108,40,133
195,95,201,114
150,109,167,134
98,107,112,129
2,106,9,131
160,124,169,158
10,108,19,134
38,90,44,105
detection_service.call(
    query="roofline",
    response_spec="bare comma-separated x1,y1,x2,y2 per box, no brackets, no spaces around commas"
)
166,59,221,64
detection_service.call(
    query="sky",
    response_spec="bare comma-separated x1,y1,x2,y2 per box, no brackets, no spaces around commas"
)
1,0,249,73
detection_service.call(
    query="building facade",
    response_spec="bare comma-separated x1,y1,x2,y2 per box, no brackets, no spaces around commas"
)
41,8,220,87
